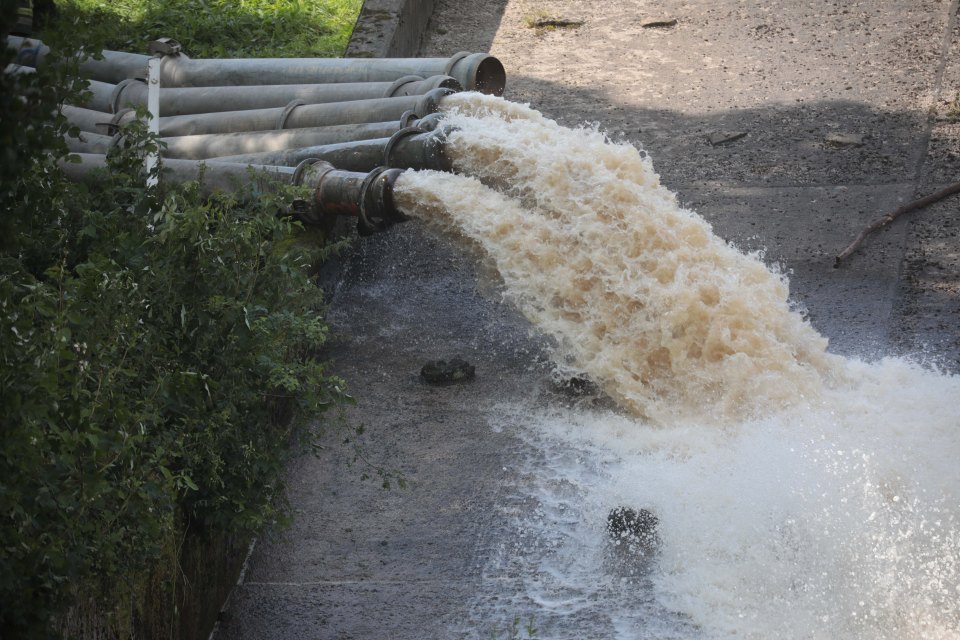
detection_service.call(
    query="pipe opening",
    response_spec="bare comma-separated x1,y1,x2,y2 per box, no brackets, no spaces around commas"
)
474,56,506,96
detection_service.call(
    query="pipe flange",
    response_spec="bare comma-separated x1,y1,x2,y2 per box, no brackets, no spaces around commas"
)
104,108,135,135
443,51,471,77
291,158,337,225
382,126,424,167
398,110,419,128
110,78,145,114
356,166,389,236
414,87,455,119
414,112,445,132
380,167,408,223
291,158,320,186
277,99,305,130
384,74,423,98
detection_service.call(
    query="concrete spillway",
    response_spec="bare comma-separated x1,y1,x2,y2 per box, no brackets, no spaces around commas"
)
212,1,960,639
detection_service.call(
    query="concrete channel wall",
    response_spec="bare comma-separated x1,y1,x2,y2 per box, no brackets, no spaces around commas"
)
345,0,438,58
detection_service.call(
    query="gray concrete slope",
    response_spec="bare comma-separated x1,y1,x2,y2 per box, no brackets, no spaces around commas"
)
217,1,960,637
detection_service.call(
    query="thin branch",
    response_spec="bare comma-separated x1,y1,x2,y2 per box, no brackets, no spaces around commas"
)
835,180,960,266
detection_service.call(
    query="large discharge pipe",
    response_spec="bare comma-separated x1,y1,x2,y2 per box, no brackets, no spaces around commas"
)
65,131,116,154
97,75,461,115
108,88,454,136
9,58,460,119
159,113,444,160
214,126,453,173
61,154,407,234
61,104,115,133
6,37,506,95
5,64,122,113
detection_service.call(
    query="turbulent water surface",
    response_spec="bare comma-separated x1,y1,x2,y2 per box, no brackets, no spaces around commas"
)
393,94,960,640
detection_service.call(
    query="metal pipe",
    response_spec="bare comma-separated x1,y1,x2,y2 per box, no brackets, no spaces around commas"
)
5,35,50,67
109,74,461,115
160,113,444,160
156,51,505,95
114,88,454,137
4,63,36,74
7,62,119,113
299,161,406,234
5,37,506,95
61,104,115,134
78,78,118,113
60,152,297,193
65,131,116,153
60,154,406,233
213,126,453,173
6,35,153,80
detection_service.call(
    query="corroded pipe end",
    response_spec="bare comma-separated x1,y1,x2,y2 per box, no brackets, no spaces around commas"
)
300,162,407,234
360,167,406,235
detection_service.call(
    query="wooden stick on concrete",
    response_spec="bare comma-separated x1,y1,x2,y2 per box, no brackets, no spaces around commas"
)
835,180,960,267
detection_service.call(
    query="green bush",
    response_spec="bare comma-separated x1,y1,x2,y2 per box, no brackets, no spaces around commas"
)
1,12,350,635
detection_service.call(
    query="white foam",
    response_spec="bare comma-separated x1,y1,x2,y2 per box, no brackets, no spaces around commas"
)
497,359,960,639
392,94,960,638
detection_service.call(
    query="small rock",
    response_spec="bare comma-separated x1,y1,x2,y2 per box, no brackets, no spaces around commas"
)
825,133,865,147
420,358,476,385
707,130,748,146
607,507,659,548
553,375,599,397
640,16,678,28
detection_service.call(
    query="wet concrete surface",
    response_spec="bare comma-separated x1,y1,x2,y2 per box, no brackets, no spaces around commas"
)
216,227,562,638
216,1,960,637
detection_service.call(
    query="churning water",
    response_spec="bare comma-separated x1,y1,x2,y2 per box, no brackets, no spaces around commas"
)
393,94,960,639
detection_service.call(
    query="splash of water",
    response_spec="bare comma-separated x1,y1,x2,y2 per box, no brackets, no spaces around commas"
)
391,94,960,639
398,93,840,424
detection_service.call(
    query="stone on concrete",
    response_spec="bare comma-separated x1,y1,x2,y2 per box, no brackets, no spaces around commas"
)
420,357,476,384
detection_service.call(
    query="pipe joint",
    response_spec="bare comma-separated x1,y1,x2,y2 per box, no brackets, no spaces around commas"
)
277,100,305,129
384,74,423,98
111,78,147,113
414,87,456,119
355,166,406,235
292,160,406,235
